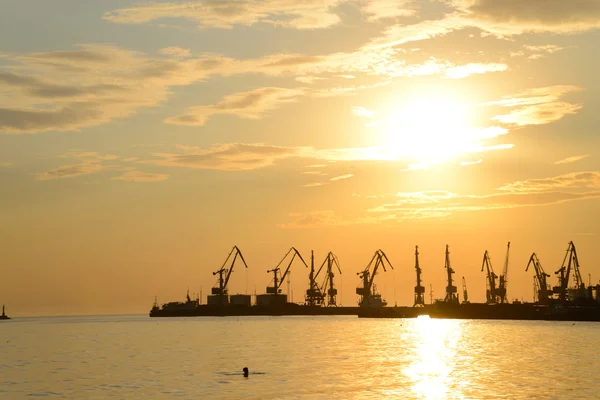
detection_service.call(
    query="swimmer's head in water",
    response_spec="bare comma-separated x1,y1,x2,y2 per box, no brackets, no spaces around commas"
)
243,367,249,377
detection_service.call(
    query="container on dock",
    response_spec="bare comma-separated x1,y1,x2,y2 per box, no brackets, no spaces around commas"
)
256,294,287,306
230,294,252,307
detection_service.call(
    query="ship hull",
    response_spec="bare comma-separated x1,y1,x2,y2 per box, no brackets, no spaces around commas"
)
358,302,600,322
149,304,360,317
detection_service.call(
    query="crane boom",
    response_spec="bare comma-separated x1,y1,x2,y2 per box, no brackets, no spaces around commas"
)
267,247,308,294
526,253,551,303
553,241,585,302
356,249,393,307
320,252,342,306
481,250,498,304
212,246,248,297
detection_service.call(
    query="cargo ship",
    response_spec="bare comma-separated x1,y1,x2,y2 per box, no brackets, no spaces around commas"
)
150,242,600,322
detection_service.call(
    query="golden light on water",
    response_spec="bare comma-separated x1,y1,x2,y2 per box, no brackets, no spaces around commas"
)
405,316,464,400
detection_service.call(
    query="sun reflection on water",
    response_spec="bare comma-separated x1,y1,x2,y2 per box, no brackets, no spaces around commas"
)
404,316,465,400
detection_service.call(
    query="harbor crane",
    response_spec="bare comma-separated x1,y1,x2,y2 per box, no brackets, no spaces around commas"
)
320,252,342,307
414,246,425,307
444,245,459,304
526,253,551,304
356,249,393,307
266,247,308,295
497,242,510,304
305,251,325,306
481,250,499,304
462,276,469,304
553,241,586,302
211,246,249,305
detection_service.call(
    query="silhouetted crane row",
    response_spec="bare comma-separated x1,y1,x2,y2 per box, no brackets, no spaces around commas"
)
553,241,586,302
414,246,425,307
444,245,459,304
462,276,469,304
320,252,342,307
497,242,510,303
267,247,308,295
526,253,551,304
212,246,249,304
481,250,499,304
356,249,393,307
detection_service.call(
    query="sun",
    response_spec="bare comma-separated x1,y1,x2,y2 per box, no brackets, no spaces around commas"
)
379,97,490,165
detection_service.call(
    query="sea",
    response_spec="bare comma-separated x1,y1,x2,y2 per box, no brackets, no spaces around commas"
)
1,314,599,399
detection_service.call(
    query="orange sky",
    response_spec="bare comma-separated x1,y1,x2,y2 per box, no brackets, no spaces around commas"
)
1,0,600,316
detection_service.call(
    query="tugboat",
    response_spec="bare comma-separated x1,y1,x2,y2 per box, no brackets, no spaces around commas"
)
0,304,10,320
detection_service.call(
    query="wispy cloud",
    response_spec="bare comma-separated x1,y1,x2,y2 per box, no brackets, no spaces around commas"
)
150,143,310,171
164,87,304,126
330,173,353,181
445,63,507,79
112,169,169,182
103,0,346,30
33,151,119,181
554,155,590,165
489,86,582,126
497,171,600,193
461,159,482,166
158,47,191,57
352,106,376,118
34,163,107,181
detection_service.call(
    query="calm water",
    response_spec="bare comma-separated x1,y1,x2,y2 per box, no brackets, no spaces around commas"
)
1,315,599,399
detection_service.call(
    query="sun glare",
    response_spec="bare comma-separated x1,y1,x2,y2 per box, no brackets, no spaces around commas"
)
378,97,506,165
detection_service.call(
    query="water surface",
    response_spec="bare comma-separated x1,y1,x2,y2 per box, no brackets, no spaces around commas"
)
1,315,598,399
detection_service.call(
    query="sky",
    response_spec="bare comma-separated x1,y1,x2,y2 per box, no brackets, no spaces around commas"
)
1,0,600,316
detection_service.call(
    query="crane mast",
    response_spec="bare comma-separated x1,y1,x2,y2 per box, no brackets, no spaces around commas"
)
267,247,308,295
320,252,342,307
211,246,249,305
525,253,551,304
497,242,510,303
414,245,425,307
444,245,458,304
462,276,469,304
481,250,498,304
356,249,393,307
553,241,586,302
305,251,325,306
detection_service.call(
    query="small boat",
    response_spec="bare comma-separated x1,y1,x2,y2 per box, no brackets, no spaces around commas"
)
0,304,10,320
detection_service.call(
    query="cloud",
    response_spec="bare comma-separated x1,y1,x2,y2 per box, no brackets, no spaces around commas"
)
158,47,192,57
150,143,310,171
330,173,353,181
360,0,417,21
285,171,600,227
445,63,507,79
34,163,107,181
497,171,600,193
461,159,482,166
112,169,169,182
33,151,119,180
366,14,469,48
368,183,600,221
554,155,590,165
352,106,376,118
103,0,345,30
461,0,600,34
164,87,304,126
489,85,582,126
